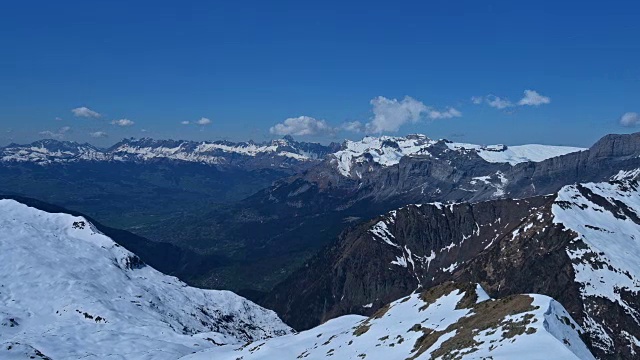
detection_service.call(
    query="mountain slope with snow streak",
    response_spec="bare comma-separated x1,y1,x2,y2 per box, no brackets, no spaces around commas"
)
185,282,593,360
445,142,586,165
0,137,338,167
329,135,585,177
0,199,291,360
1,135,584,172
553,179,640,355
266,177,640,359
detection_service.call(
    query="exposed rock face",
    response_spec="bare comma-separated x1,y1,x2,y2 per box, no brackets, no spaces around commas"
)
258,133,640,212
264,196,557,329
265,178,640,359
187,132,634,291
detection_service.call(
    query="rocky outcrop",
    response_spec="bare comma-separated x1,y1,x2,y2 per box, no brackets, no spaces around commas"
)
265,178,640,359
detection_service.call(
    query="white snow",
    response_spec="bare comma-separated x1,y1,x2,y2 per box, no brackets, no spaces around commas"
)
611,168,640,181
552,180,640,352
0,200,291,360
331,135,437,176
183,284,593,360
110,140,317,164
446,142,585,165
330,134,584,177
0,138,322,165
369,214,400,249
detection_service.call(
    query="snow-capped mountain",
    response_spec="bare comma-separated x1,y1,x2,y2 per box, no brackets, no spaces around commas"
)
0,140,108,164
330,134,585,177
0,136,339,168
266,176,640,359
0,199,291,360
3,132,640,296
187,282,593,360
1,134,585,171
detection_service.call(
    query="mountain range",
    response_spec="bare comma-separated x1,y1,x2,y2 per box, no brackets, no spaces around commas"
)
0,136,338,168
0,135,591,291
0,198,595,359
3,132,640,358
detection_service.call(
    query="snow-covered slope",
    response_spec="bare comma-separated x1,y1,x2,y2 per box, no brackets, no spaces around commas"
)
553,179,640,354
184,282,593,360
330,134,437,176
446,142,586,165
329,134,585,177
0,199,291,360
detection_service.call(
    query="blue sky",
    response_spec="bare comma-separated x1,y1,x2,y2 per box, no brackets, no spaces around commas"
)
0,0,638,147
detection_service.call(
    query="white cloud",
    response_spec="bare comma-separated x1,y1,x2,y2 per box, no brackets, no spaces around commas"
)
472,90,550,109
366,96,427,133
471,95,514,109
365,96,460,133
471,96,483,105
270,116,334,136
518,90,551,106
89,131,108,138
619,112,640,127
39,126,71,140
426,107,462,120
341,121,364,133
181,121,190,125
55,117,63,121
485,95,514,109
111,119,135,127
196,117,211,125
71,107,101,118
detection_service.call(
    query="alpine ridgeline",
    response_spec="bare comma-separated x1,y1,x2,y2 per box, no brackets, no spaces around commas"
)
0,199,291,360
266,173,640,359
187,282,594,360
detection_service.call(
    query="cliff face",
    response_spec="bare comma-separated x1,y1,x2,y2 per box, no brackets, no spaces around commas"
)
264,196,556,330
247,133,640,225
265,178,640,359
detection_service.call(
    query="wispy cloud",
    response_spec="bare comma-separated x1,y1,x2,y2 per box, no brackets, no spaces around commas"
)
71,107,101,118
486,95,514,109
518,90,551,106
270,116,334,136
181,121,190,125
39,126,71,140
111,119,135,127
471,95,514,109
89,131,108,138
472,90,551,109
619,112,640,127
341,121,364,133
426,107,462,120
